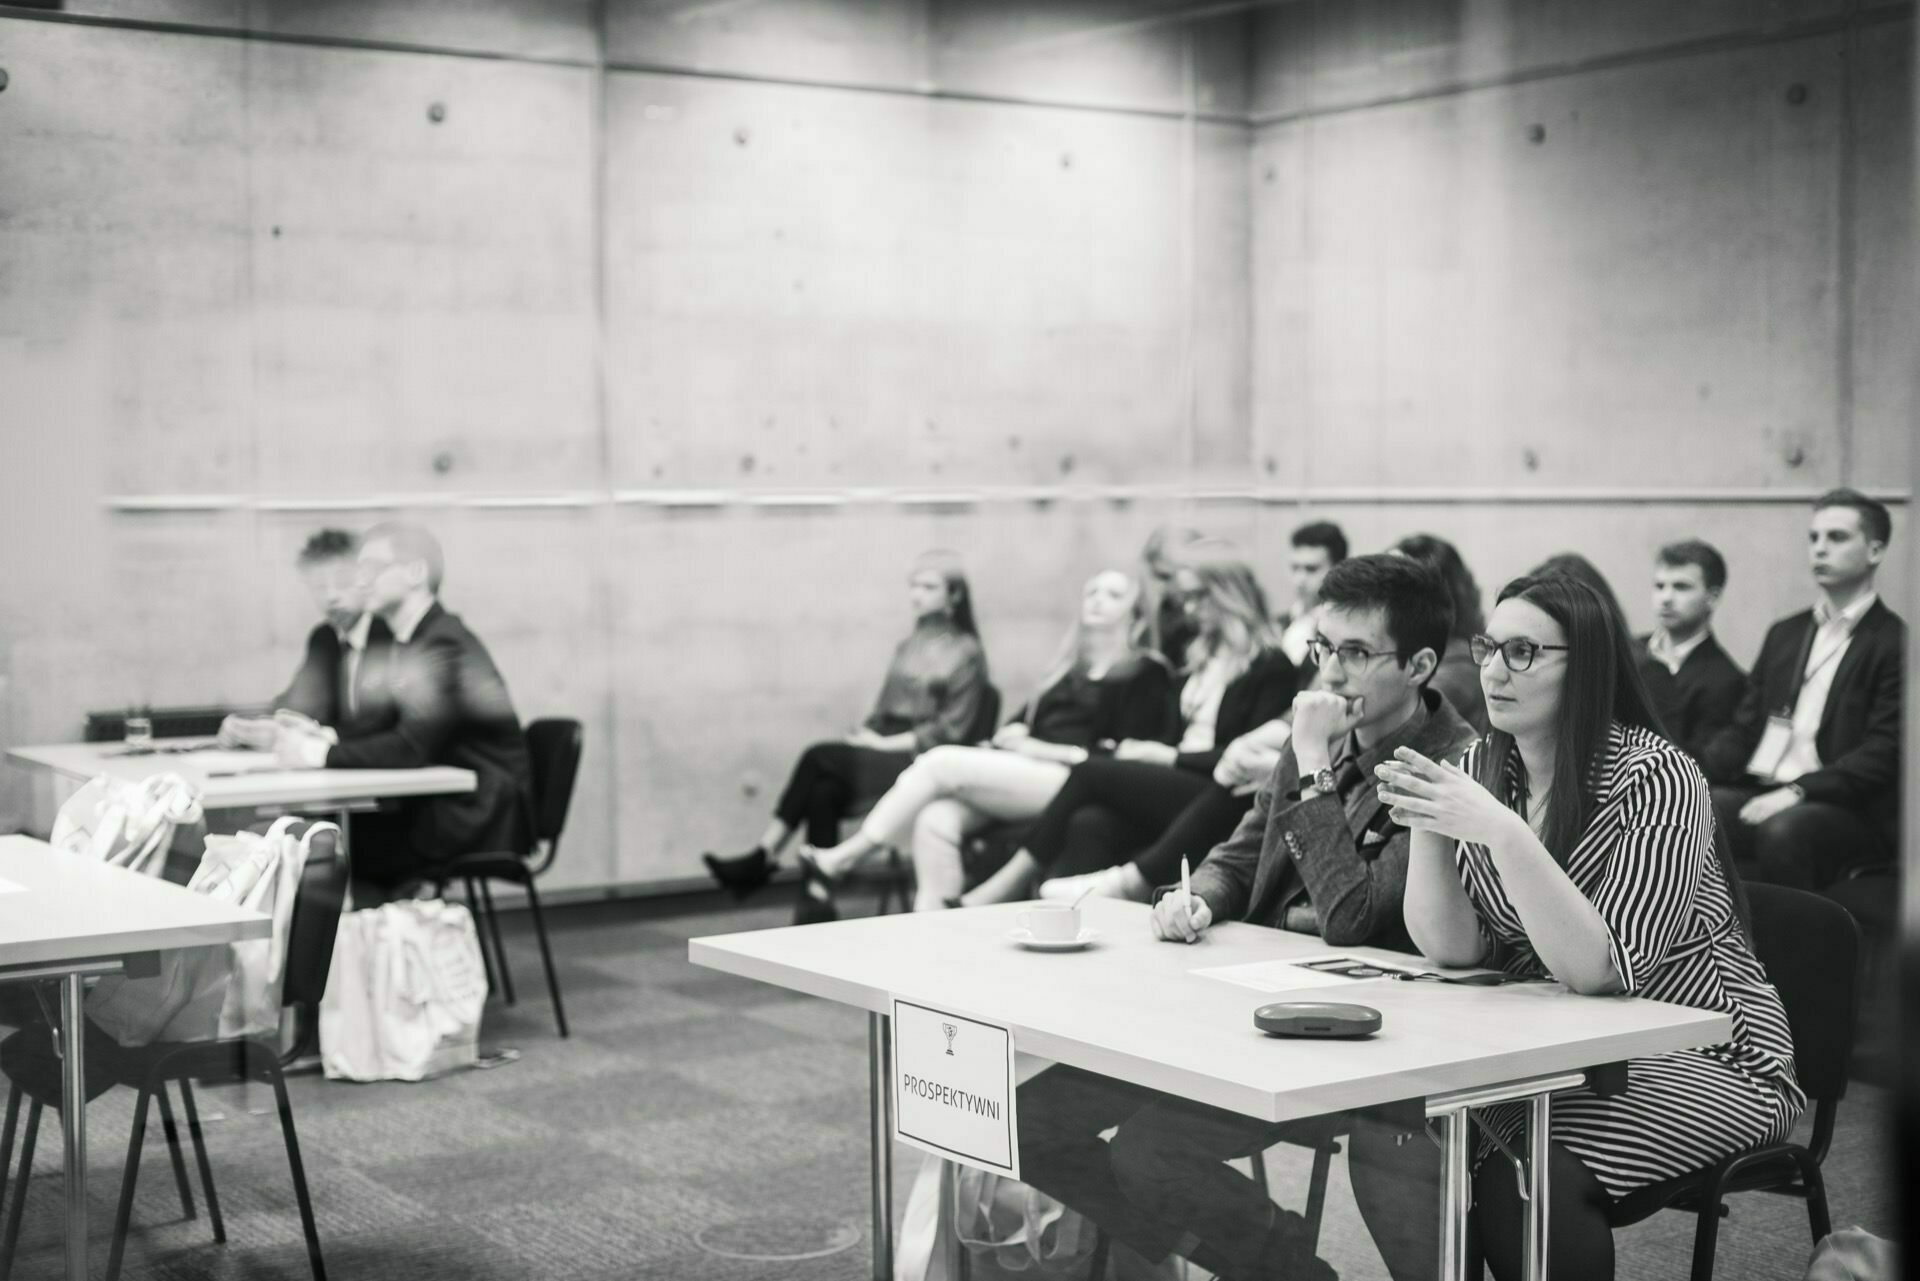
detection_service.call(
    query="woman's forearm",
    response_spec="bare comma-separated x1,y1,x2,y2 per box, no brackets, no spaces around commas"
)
1403,829,1489,966
1484,826,1622,995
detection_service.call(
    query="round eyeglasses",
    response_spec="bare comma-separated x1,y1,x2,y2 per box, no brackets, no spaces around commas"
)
1468,634,1570,672
1307,639,1401,672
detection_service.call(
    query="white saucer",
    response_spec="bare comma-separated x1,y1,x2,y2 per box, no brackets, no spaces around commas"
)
1009,928,1099,952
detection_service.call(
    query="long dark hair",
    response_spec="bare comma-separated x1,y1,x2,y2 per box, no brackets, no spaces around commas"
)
913,549,978,637
1475,574,1666,860
1528,553,1626,628
1393,533,1485,637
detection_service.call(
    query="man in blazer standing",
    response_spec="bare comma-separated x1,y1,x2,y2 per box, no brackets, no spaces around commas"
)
275,522,533,896
1014,556,1479,1281
1701,489,1904,889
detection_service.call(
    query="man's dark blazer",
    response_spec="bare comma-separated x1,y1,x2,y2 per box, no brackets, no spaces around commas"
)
1635,631,1747,767
326,602,534,863
1699,598,1906,846
275,616,395,737
1187,688,1480,953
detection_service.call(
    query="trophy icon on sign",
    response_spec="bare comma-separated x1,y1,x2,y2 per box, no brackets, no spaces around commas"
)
943,1023,958,1056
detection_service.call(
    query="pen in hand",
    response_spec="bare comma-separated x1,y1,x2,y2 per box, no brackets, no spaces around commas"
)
1180,855,1198,945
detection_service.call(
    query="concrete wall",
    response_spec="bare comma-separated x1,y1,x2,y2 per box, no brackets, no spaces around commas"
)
0,1,1911,894
1249,0,1915,665
0,1,1252,890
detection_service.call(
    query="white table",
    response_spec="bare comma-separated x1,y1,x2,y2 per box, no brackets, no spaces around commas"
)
691,898,1734,1281
7,740,475,863
0,835,271,1281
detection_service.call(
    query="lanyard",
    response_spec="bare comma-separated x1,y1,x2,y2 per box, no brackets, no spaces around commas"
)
1778,612,1855,714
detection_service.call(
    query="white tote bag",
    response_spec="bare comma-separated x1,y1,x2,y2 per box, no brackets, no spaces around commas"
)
319,899,487,1082
52,772,203,877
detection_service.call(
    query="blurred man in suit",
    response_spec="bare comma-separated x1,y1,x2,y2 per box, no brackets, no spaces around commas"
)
1701,490,1904,889
1278,520,1347,669
275,522,533,896
220,529,392,747
1636,539,1746,765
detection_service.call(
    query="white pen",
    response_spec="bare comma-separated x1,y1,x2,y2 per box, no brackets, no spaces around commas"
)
1180,855,1195,943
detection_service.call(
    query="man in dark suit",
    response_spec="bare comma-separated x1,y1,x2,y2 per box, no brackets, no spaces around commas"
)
1635,539,1746,765
275,522,533,895
219,529,393,747
1015,556,1477,1281
1701,489,1904,889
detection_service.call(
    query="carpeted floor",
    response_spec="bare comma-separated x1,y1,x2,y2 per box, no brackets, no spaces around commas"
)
1,890,1900,1280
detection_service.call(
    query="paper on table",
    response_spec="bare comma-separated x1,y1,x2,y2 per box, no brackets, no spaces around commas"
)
1189,957,1384,995
177,750,289,777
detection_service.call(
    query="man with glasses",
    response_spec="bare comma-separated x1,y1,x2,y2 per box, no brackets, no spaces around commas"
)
272,522,534,900
1015,555,1478,1281
1700,489,1905,889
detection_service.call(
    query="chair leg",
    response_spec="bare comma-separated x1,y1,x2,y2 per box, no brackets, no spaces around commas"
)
1087,1226,1110,1280
1303,1140,1335,1252
1796,1152,1833,1242
1,1098,38,1276
464,878,499,998
179,1080,225,1243
522,875,569,1038
1688,1195,1724,1281
479,878,517,1006
1248,1149,1270,1197
259,1052,327,1281
154,1081,197,1221
0,1083,19,1222
104,1083,154,1281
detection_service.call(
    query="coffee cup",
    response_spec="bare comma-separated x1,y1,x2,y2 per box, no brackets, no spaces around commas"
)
1018,905,1081,942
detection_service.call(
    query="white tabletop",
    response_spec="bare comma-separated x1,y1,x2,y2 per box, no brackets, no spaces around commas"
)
0,835,271,971
7,740,475,811
691,898,1734,1123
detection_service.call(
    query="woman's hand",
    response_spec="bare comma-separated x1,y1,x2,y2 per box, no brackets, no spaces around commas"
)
991,722,1030,751
846,727,892,750
1375,748,1524,848
1113,739,1178,766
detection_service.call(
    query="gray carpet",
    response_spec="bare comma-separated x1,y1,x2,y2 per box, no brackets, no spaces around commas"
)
1,892,1900,1280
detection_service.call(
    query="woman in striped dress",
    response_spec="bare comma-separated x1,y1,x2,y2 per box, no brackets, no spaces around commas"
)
1369,572,1803,1281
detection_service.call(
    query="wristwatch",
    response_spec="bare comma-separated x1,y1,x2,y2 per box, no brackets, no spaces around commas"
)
1303,766,1337,797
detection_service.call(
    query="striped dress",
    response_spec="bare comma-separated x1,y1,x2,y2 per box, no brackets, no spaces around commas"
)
1453,723,1806,1198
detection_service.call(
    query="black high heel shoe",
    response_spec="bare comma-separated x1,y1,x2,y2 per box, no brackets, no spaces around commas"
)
703,848,773,900
792,848,840,925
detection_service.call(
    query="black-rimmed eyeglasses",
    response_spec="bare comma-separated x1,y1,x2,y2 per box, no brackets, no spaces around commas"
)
1468,634,1570,672
1307,639,1402,671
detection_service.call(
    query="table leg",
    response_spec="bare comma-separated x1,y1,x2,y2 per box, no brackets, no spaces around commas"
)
59,972,87,1281
1435,1106,1472,1281
1524,1092,1552,1281
867,1012,894,1281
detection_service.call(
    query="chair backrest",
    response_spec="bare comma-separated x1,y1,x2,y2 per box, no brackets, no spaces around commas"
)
525,718,584,845
1746,883,1859,1104
281,824,351,1011
967,683,1003,743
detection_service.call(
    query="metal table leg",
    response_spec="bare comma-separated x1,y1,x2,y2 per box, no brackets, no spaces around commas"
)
60,971,87,1281
1524,1092,1552,1281
868,1012,894,1281
1434,1106,1472,1281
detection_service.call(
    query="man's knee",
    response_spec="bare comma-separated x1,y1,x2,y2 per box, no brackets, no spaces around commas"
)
1752,803,1860,887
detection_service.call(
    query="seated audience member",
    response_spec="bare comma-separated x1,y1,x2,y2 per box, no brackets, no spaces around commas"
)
1143,525,1205,672
796,569,1174,912
1016,556,1474,1281
1279,520,1348,667
956,543,1296,906
218,528,392,747
1370,573,1802,1281
1039,554,1478,904
1635,539,1745,764
272,523,534,898
1391,532,1489,734
702,550,989,923
1700,489,1904,889
1531,551,1628,622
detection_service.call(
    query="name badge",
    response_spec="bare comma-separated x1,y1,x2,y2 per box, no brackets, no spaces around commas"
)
1745,714,1795,781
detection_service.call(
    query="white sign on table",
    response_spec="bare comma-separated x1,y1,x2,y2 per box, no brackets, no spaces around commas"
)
891,997,1020,1178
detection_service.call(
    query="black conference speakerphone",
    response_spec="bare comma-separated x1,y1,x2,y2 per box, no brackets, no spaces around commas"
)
1254,1002,1383,1039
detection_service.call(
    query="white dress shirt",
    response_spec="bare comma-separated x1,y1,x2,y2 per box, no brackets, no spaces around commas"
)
1646,626,1710,677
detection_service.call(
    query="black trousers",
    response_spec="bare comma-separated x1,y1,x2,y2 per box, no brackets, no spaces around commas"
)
1024,758,1213,871
1131,785,1259,887
1018,1065,1327,1275
1347,1116,1619,1281
1709,783,1890,890
773,741,914,846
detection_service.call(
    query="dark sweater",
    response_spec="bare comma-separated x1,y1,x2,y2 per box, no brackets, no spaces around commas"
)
1174,648,1300,776
1017,655,1178,751
1635,631,1747,766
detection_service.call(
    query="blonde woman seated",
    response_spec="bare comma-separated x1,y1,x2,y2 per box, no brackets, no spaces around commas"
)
800,570,1175,912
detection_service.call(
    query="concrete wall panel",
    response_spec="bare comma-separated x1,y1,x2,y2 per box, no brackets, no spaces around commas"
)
1850,22,1917,486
